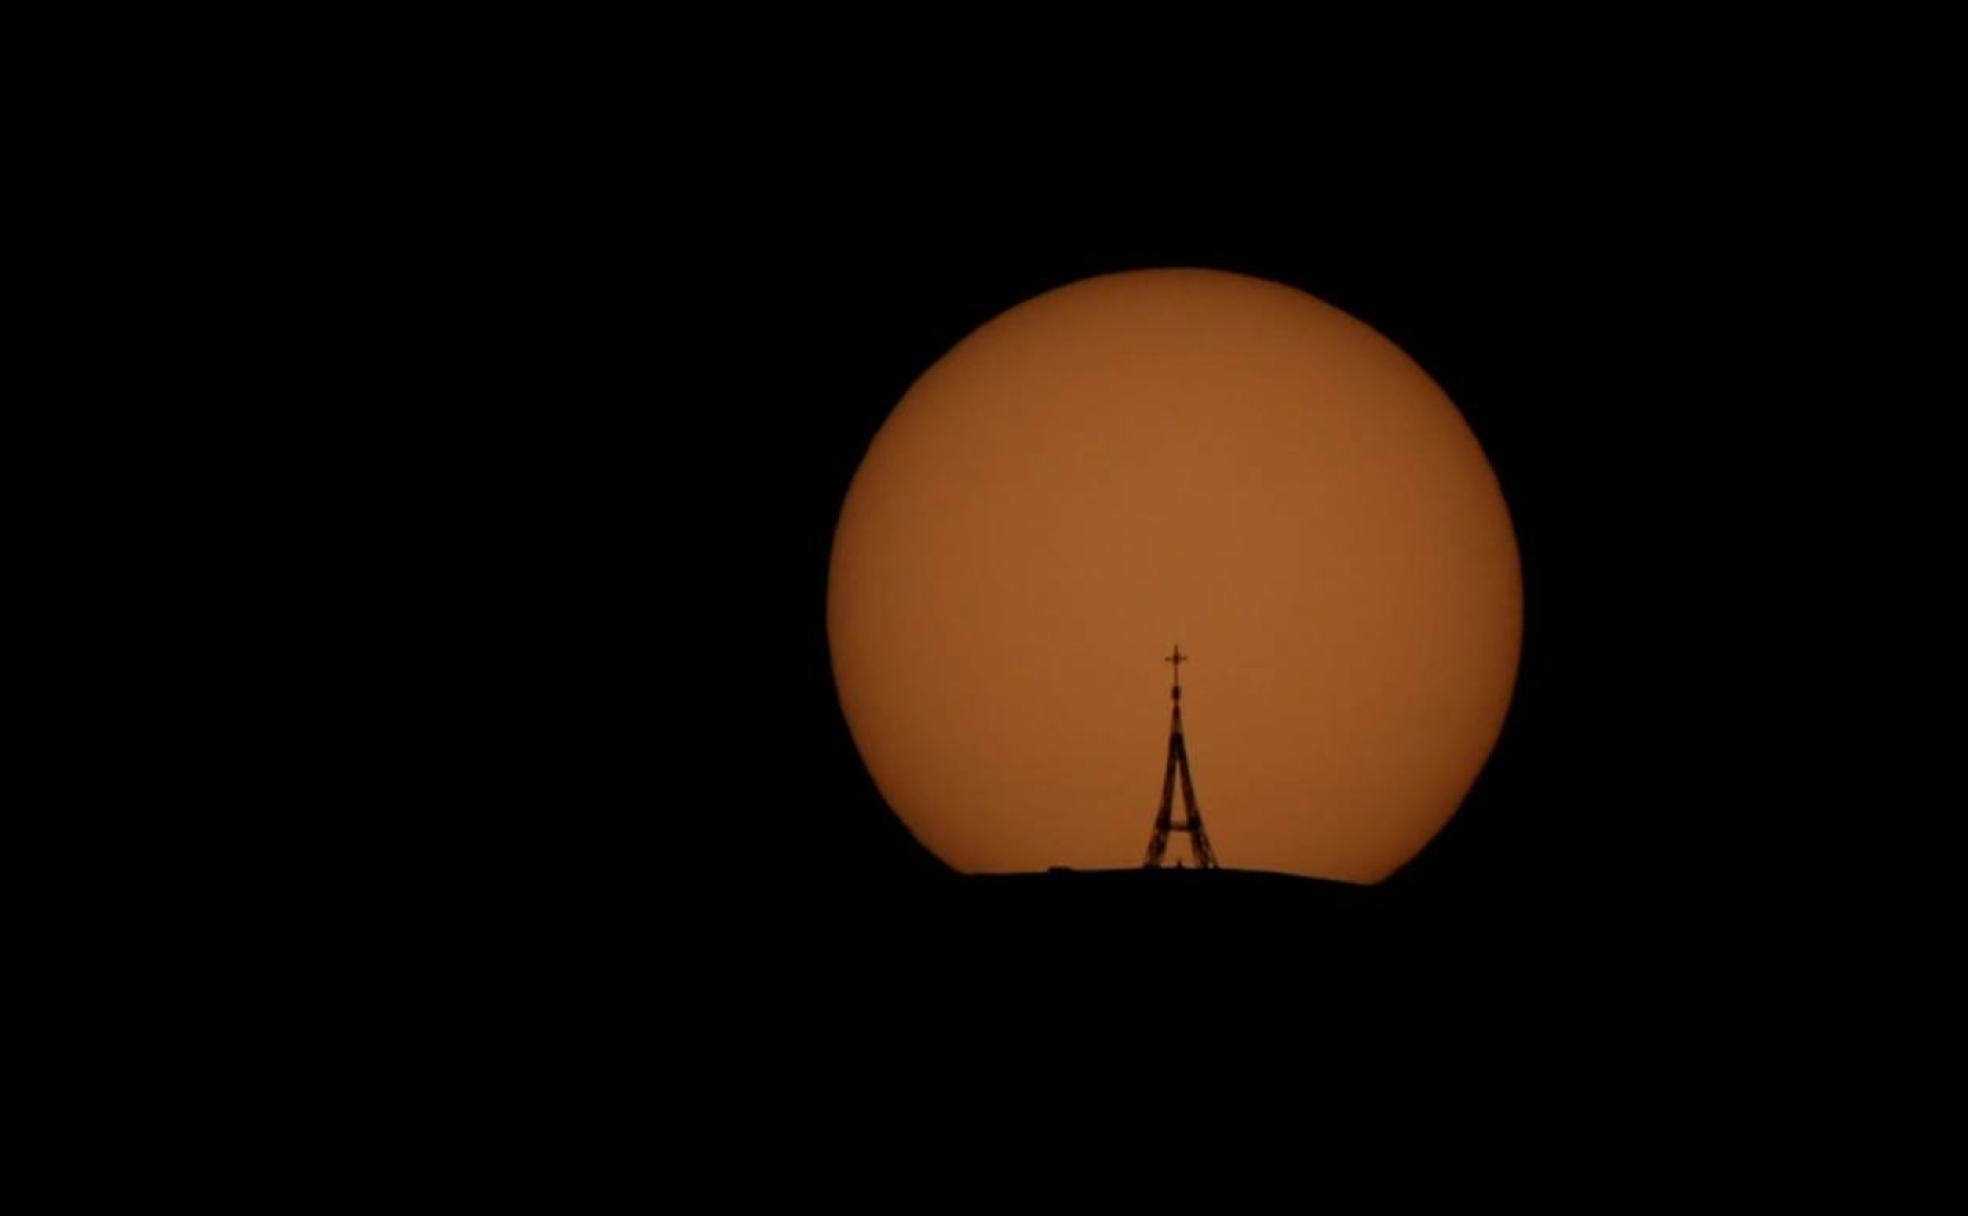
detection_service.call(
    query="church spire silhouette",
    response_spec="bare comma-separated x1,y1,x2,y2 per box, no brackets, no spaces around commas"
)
1144,645,1219,869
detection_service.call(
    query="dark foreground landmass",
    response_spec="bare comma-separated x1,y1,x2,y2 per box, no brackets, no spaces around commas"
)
941,866,1388,939
960,865,1368,906
809,865,1416,963
771,863,1510,993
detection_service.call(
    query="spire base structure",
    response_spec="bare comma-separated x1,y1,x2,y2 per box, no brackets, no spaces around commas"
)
1144,645,1219,869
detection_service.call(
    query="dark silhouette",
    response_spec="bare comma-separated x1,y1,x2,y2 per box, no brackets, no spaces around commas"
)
1144,645,1219,869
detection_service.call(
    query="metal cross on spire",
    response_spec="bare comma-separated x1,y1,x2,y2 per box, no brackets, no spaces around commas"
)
1165,644,1187,688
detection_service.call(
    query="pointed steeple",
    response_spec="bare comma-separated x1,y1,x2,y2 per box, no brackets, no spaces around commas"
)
1144,645,1219,868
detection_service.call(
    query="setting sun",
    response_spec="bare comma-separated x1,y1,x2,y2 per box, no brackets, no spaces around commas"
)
826,269,1521,883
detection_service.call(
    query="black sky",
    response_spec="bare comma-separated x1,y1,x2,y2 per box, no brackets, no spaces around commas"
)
393,153,1897,1007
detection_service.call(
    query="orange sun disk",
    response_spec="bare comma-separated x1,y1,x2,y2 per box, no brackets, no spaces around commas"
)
826,269,1522,883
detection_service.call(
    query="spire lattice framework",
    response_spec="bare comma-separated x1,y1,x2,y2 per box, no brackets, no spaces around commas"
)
1144,645,1219,869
